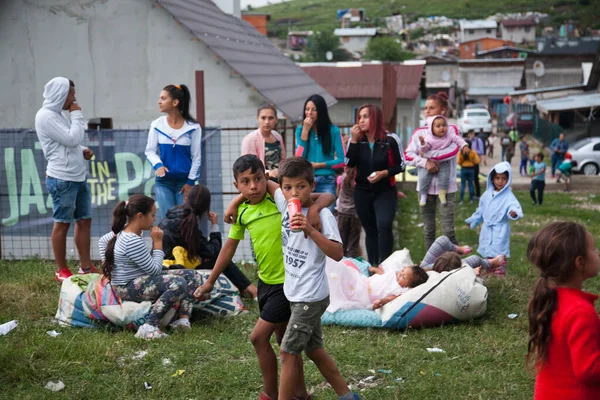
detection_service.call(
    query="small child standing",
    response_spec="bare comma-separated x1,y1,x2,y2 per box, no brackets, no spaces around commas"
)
555,153,576,192
417,115,468,206
526,222,600,399
530,152,546,205
457,140,481,205
336,166,361,258
272,157,358,400
465,161,523,276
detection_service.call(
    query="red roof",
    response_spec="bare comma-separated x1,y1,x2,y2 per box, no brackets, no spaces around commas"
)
300,64,424,100
501,19,535,27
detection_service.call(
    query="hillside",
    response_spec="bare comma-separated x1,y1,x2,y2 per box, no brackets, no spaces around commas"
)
255,0,600,36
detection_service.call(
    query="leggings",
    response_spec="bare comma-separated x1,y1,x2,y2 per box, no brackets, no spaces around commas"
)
420,235,491,270
113,269,201,327
353,188,397,265
421,192,457,251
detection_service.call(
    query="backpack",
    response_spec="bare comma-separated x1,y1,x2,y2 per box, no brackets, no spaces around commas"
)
501,137,511,146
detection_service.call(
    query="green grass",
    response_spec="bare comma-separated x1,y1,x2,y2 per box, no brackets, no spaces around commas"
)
259,0,600,35
1,190,600,399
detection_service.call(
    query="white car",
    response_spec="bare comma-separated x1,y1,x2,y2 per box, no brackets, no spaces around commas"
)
570,137,600,176
457,109,493,134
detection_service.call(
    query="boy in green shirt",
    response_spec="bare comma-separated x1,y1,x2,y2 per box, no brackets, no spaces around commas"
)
195,154,333,400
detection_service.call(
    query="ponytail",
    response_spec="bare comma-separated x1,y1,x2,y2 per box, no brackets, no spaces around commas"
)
526,277,558,368
102,195,156,282
102,201,127,282
163,84,196,123
179,185,211,261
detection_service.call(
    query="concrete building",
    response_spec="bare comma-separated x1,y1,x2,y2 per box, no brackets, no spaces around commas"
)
459,37,515,60
500,19,536,43
300,62,424,142
334,28,378,54
0,0,332,129
460,20,498,42
418,55,459,98
241,12,270,36
458,59,525,108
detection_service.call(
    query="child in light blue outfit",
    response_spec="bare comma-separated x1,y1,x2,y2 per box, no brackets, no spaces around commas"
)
466,161,523,276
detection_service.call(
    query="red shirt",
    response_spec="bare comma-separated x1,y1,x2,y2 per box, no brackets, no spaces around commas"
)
534,288,600,399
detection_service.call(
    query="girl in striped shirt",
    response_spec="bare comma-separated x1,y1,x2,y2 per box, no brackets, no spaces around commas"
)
100,195,197,339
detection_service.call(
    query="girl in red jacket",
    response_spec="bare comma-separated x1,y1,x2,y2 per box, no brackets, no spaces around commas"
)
526,222,600,399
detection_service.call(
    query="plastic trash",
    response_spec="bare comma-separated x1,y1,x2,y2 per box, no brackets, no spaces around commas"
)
46,330,62,337
132,350,148,360
378,369,392,374
162,358,172,366
0,320,18,336
172,369,185,377
45,381,65,392
426,347,446,353
508,313,518,319
144,382,152,390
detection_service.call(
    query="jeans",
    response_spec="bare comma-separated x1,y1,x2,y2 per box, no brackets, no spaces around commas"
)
46,177,92,223
473,163,481,197
551,154,563,176
314,175,337,213
420,192,457,251
520,158,528,175
460,167,475,202
155,178,187,220
353,188,397,265
530,180,545,205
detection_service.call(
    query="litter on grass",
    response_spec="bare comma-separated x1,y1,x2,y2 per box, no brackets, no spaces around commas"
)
162,358,172,366
44,381,65,392
508,313,518,319
0,320,18,336
426,347,446,353
132,350,148,360
378,369,392,374
144,382,152,390
46,330,62,337
172,369,185,377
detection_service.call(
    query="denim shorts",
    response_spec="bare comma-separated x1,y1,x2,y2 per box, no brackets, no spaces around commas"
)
280,296,330,355
46,177,92,223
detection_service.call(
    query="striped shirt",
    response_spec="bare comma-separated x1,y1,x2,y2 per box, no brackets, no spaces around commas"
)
98,231,164,286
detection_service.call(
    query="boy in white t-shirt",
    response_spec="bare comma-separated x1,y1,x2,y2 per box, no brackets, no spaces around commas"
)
269,157,358,400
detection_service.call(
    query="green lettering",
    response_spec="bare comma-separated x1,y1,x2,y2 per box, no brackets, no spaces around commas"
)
19,149,46,217
2,148,19,226
115,153,144,201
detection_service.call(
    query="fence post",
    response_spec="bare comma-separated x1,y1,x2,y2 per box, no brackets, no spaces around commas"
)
195,71,205,127
382,62,397,133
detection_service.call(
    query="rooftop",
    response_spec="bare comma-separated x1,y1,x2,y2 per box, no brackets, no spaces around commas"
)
334,28,378,37
460,20,498,30
500,19,536,27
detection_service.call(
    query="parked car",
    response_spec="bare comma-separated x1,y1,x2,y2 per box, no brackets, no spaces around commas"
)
457,109,493,134
569,137,600,176
506,112,535,134
465,103,487,110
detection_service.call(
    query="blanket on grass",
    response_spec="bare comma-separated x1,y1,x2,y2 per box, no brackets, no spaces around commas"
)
55,271,245,330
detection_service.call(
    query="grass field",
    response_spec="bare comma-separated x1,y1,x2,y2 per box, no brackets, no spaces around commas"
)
1,190,599,399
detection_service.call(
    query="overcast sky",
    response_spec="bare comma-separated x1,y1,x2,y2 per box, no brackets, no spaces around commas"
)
241,0,286,10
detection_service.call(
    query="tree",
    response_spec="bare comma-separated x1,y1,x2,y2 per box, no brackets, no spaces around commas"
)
364,36,413,62
306,30,351,62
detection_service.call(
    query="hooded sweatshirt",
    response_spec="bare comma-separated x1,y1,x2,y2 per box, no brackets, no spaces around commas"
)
420,115,467,159
465,161,523,257
35,77,87,182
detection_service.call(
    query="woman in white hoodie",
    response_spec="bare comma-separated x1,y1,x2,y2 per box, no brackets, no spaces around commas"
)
35,77,96,282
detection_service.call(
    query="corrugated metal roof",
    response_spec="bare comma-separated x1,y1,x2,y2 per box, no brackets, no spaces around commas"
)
467,87,515,96
460,20,497,30
536,92,600,113
300,64,424,100
158,0,335,122
501,19,535,27
525,70,584,89
458,65,523,89
537,38,600,55
333,28,377,37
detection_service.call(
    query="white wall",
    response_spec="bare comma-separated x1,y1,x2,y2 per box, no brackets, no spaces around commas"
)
0,0,265,129
461,28,497,43
339,36,372,54
500,26,535,43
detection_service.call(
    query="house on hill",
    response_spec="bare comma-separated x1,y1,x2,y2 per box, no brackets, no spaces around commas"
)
417,55,458,98
459,38,516,60
0,0,333,128
300,62,424,140
476,46,536,60
458,59,525,108
334,28,378,55
500,19,536,44
460,20,498,42
242,12,270,36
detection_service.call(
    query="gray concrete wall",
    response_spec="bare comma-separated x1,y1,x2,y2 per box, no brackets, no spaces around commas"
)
0,0,266,129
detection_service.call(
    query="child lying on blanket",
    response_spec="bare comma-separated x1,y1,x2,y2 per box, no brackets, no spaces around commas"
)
327,263,428,312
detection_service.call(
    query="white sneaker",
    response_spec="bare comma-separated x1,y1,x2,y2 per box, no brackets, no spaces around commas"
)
135,323,169,340
170,318,191,332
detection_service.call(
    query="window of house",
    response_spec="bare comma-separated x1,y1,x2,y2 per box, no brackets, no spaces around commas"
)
468,30,474,34
486,29,492,34
524,27,531,33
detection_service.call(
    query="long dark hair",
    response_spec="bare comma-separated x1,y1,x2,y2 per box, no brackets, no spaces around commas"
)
178,185,211,261
303,94,333,155
163,84,196,123
102,195,155,281
357,104,387,142
526,222,589,368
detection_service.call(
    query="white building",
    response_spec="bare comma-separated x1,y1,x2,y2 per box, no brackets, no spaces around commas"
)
334,28,378,54
385,15,404,33
460,20,498,42
500,19,536,44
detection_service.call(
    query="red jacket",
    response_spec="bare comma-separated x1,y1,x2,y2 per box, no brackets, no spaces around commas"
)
534,288,600,400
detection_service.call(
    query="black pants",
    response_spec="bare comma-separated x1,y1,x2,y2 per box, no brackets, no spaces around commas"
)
353,188,397,265
530,180,545,205
474,164,481,197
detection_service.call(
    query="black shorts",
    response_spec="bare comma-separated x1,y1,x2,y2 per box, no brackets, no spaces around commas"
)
257,279,291,324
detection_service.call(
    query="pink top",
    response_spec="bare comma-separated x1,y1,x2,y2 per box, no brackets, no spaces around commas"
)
420,115,467,158
241,129,286,166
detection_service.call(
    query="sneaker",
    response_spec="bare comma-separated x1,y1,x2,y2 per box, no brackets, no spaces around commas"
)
170,318,191,332
488,255,507,271
439,190,447,205
259,393,272,400
77,265,99,274
55,268,73,282
135,323,168,340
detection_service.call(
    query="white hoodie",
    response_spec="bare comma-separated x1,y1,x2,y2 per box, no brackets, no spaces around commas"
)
35,77,87,182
